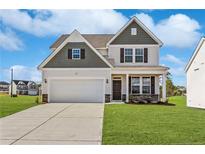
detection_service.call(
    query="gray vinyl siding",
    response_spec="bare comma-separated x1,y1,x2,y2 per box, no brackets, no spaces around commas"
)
44,42,110,68
110,21,158,45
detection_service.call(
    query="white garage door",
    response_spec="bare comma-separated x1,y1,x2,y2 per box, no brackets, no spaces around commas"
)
49,79,104,103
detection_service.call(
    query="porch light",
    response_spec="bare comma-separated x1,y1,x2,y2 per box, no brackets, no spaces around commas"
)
44,79,47,83
106,79,109,84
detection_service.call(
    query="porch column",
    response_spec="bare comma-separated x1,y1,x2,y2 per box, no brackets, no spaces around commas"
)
126,74,129,103
162,73,167,102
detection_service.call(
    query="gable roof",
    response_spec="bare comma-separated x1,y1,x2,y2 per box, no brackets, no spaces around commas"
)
50,34,114,49
106,16,163,47
13,80,30,85
38,30,113,69
0,81,9,85
185,37,205,72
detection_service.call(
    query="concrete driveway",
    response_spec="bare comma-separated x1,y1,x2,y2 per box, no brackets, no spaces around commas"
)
0,103,104,145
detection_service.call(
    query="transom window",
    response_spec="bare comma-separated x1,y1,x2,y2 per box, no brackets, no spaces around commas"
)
131,77,140,94
72,48,81,59
124,48,133,63
135,48,144,63
142,77,151,94
131,28,137,35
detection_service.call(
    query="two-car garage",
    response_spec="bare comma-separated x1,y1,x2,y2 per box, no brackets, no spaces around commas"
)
48,78,105,103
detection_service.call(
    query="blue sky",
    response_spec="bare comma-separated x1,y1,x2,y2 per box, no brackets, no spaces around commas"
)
0,9,204,86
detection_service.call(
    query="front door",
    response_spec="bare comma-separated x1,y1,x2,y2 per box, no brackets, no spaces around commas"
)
112,80,122,100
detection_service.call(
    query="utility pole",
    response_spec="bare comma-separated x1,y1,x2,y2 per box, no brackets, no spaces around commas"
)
10,68,13,97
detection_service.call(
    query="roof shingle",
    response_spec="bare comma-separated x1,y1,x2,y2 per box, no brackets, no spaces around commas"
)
50,34,114,49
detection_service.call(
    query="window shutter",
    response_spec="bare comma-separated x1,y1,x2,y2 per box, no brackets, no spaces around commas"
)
151,76,155,94
68,49,72,59
129,76,131,94
120,48,124,63
144,48,148,63
81,49,85,59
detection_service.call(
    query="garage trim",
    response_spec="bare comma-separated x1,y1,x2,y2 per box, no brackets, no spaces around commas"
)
47,77,106,103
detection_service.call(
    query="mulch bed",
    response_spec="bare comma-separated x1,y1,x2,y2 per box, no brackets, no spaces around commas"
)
126,101,176,106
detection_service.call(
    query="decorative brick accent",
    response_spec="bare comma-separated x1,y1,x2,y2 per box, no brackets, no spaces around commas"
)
129,94,159,102
105,94,111,103
42,94,48,103
122,94,126,101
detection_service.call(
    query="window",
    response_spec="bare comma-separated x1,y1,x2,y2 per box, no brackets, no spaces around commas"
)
72,48,81,59
124,48,133,63
135,48,144,62
131,77,140,94
131,28,137,35
142,77,151,94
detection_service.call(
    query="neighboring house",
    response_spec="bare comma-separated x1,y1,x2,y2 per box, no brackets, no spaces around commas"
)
38,16,168,103
0,81,10,92
9,80,38,96
185,37,205,109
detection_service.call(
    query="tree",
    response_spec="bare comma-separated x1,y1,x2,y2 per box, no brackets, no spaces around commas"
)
166,78,175,97
160,72,175,97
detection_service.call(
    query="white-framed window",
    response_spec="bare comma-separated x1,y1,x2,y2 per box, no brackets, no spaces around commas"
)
72,48,81,59
131,28,137,35
135,48,144,63
124,48,133,63
142,77,151,94
131,77,140,94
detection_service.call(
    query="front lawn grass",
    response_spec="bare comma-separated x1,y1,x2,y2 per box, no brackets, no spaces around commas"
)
102,96,205,144
0,95,40,118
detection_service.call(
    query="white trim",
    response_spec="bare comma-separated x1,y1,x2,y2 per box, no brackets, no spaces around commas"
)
41,68,111,71
109,44,160,47
96,47,107,50
106,16,163,47
185,37,205,72
38,30,113,70
112,70,167,75
72,48,81,60
47,77,106,103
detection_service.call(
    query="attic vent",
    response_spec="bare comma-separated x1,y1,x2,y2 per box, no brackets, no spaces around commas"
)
131,28,137,35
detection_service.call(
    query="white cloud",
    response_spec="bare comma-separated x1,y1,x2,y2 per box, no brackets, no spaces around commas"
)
161,54,186,79
0,10,202,50
161,54,185,65
135,13,202,48
0,10,128,36
0,65,41,82
0,29,23,51
169,66,185,77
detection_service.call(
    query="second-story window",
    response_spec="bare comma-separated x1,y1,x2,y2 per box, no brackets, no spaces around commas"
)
72,48,81,59
135,48,144,63
124,48,133,63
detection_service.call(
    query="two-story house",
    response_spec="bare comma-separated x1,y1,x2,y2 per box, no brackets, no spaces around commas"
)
38,16,168,103
9,80,38,96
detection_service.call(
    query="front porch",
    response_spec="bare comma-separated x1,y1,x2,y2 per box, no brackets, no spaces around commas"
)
110,66,168,103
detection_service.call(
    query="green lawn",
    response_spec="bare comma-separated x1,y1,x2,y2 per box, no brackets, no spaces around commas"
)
103,96,205,144
0,95,40,118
